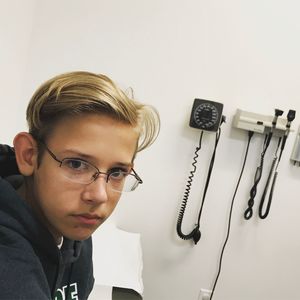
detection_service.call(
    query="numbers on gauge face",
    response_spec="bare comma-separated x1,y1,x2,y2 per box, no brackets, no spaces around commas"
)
193,103,219,129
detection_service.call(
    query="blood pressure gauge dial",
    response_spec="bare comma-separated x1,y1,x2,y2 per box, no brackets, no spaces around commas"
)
189,99,224,132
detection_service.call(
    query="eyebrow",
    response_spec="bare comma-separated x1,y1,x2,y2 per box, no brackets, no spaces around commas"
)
59,149,133,168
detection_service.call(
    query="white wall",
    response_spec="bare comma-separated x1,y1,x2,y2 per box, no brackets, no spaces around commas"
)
2,1,300,299
0,0,36,144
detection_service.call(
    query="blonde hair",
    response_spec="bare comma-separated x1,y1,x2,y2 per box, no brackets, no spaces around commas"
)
26,71,160,152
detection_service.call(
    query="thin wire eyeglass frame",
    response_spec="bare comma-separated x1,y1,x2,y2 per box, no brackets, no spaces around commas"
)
38,141,143,193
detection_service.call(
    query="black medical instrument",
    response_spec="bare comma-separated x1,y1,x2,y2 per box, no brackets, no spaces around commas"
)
176,99,225,245
244,109,282,220
278,109,296,163
258,137,281,219
258,109,296,219
257,109,283,218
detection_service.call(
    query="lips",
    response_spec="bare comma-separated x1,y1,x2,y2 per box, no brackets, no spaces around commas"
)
79,213,100,219
73,213,101,225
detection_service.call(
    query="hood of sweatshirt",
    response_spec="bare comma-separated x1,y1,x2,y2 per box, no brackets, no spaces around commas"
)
0,145,82,264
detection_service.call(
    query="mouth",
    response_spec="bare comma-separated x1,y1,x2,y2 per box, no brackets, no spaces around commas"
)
72,213,102,226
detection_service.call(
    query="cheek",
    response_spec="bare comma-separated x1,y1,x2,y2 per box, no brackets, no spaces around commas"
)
105,192,122,214
34,170,81,213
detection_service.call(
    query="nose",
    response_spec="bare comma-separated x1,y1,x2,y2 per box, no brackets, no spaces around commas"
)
81,175,109,205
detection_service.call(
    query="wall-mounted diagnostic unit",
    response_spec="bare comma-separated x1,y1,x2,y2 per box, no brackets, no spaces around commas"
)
233,109,289,135
233,108,296,219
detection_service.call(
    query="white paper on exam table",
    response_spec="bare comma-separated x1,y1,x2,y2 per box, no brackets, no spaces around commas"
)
92,220,144,295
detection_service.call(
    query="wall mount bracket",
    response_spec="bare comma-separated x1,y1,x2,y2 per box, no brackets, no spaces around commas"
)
233,109,292,135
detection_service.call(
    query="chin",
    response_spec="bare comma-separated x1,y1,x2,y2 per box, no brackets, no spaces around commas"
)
65,229,95,241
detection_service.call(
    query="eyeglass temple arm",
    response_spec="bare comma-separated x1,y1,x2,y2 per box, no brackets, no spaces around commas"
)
38,140,62,164
131,168,143,184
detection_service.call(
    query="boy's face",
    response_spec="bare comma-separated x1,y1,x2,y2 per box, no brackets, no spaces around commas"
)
30,114,139,242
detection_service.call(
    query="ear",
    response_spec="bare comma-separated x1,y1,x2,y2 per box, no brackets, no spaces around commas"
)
13,132,38,176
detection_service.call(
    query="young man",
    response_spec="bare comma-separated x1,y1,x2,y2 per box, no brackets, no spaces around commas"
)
0,71,159,300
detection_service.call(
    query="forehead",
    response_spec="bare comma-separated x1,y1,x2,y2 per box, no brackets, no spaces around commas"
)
46,114,139,165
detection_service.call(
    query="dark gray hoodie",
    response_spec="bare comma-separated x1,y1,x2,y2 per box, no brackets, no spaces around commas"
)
0,147,94,300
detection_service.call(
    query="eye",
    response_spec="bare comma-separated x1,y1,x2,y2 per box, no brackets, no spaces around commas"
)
109,168,128,180
63,159,90,172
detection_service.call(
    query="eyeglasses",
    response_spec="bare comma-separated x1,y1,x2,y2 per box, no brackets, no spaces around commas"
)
39,142,143,193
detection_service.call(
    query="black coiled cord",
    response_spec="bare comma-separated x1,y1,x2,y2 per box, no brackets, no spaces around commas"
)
244,133,272,220
177,128,221,245
176,131,203,244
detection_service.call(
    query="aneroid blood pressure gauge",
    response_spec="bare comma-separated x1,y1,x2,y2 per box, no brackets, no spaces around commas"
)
177,98,225,245
189,98,224,132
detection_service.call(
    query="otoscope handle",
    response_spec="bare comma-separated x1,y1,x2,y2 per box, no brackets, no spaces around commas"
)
270,171,278,203
259,171,278,219
258,158,277,219
260,158,277,204
281,135,287,151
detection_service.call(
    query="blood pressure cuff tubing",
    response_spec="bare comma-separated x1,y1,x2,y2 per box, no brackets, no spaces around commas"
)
0,144,20,177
